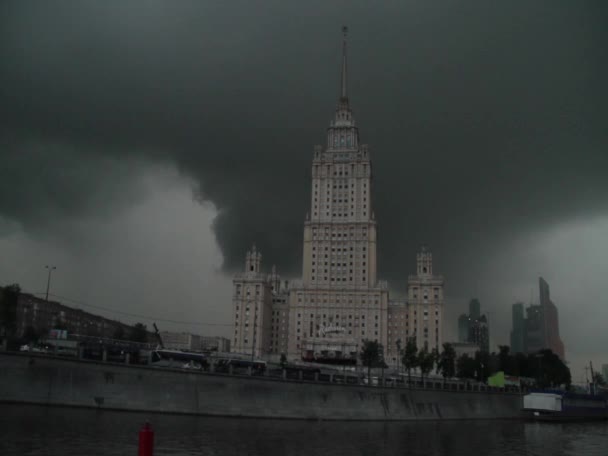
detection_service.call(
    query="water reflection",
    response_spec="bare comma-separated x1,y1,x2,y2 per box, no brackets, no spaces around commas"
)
0,405,606,456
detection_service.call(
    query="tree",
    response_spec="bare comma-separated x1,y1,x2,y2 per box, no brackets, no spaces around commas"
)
456,354,476,379
593,372,606,386
418,348,435,387
533,349,571,388
402,337,418,386
280,353,287,368
474,350,491,382
437,343,456,384
360,339,381,384
0,284,20,339
129,323,148,343
395,338,402,373
497,345,512,373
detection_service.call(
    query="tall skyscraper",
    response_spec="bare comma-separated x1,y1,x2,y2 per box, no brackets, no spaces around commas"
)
230,28,445,364
456,299,489,352
537,277,565,359
469,314,489,353
469,299,481,321
518,278,565,359
510,302,525,354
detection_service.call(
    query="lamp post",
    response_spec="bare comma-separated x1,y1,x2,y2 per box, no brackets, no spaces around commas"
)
45,265,57,301
396,338,402,374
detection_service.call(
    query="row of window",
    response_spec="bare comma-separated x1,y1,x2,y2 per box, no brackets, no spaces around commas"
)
234,285,261,297
313,211,367,218
312,245,367,252
296,296,379,305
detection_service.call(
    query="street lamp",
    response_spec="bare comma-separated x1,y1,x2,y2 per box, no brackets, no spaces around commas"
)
45,265,57,301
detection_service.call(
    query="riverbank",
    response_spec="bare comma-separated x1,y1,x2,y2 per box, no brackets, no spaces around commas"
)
0,351,522,421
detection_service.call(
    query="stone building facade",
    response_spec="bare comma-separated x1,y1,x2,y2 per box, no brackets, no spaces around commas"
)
230,29,444,366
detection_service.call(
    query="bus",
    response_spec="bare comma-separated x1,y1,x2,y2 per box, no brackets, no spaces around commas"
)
213,358,267,375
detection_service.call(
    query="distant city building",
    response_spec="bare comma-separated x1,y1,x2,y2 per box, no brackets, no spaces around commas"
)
1,288,148,342
519,278,565,359
469,299,481,321
199,336,230,353
537,277,565,359
456,298,490,352
510,302,525,354
159,331,230,353
159,331,200,351
469,314,490,353
602,364,608,383
457,314,469,343
230,29,445,365
452,342,480,359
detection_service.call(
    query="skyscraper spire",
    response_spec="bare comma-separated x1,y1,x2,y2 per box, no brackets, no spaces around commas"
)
340,26,348,101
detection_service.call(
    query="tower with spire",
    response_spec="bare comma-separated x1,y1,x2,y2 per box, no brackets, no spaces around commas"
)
288,26,389,361
230,28,445,364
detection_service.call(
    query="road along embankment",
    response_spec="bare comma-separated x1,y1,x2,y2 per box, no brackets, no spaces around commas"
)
0,352,523,421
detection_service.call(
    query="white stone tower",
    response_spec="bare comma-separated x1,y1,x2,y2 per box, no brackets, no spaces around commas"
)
231,245,273,358
407,245,444,352
288,27,389,360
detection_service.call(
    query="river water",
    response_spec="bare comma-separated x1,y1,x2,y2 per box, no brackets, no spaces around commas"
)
0,404,606,456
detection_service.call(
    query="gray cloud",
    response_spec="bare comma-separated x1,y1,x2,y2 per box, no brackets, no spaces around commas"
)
1,1,607,369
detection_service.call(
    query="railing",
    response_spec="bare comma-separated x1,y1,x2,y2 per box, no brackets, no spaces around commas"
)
203,361,521,394
3,348,522,394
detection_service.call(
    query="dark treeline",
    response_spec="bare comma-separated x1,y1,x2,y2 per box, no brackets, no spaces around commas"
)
387,339,571,388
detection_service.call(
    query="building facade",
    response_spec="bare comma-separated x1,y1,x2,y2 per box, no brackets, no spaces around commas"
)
519,277,565,359
456,298,490,353
0,288,149,342
510,302,525,354
537,277,565,359
230,29,445,366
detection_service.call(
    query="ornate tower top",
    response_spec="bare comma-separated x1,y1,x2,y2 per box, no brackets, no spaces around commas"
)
416,245,433,276
340,25,348,102
326,26,359,150
245,244,262,274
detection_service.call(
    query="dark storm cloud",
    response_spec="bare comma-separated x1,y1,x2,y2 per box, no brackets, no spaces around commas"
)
1,1,607,296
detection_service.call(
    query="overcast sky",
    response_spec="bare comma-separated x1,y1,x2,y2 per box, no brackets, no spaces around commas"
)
1,1,607,381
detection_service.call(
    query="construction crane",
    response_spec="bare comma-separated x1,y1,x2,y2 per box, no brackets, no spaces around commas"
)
152,323,164,349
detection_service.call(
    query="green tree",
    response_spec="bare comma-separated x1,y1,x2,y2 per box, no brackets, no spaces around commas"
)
474,350,491,382
533,349,571,388
418,348,435,387
360,339,381,384
129,323,148,343
456,354,476,379
0,284,20,338
593,372,606,386
402,337,418,386
280,353,287,368
437,343,456,384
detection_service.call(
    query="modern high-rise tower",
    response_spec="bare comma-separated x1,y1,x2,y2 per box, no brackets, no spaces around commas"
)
510,302,525,354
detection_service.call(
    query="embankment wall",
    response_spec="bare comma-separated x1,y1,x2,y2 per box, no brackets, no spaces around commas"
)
0,352,522,420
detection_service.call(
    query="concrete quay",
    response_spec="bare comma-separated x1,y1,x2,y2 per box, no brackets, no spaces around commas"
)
0,352,523,421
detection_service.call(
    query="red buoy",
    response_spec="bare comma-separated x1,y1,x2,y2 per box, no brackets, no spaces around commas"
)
138,422,154,456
